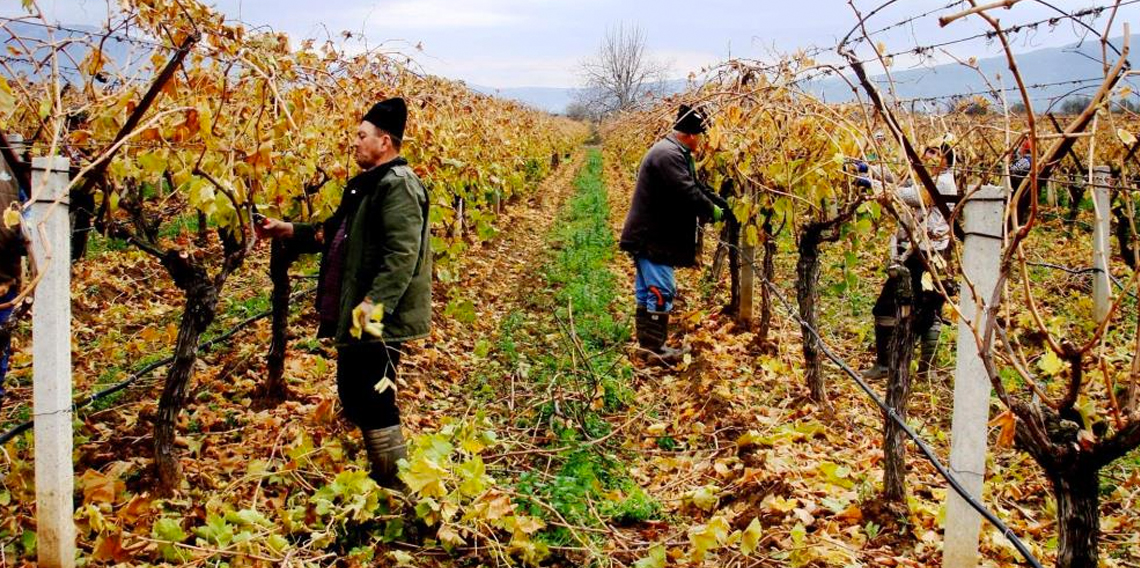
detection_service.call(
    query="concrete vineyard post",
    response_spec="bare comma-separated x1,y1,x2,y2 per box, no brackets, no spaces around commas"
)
29,156,76,568
943,185,1005,568
1091,165,1112,323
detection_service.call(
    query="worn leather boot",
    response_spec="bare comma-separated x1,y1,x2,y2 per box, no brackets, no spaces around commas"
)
862,323,893,380
918,323,942,380
361,425,408,491
636,306,683,363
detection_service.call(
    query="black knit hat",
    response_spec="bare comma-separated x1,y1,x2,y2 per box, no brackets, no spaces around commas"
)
363,97,407,140
674,104,708,134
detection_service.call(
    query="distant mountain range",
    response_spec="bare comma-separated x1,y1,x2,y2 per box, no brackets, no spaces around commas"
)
806,34,1140,109
471,81,689,115
471,86,584,115
478,35,1139,114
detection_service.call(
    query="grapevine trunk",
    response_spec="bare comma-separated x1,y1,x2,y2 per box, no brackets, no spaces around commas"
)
154,253,218,495
882,265,915,505
263,240,298,405
796,227,825,403
1050,462,1101,568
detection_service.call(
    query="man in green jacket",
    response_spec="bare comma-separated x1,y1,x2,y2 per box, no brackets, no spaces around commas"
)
257,98,431,488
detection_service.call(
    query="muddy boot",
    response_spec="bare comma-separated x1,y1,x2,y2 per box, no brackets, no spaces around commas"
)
862,322,893,380
918,322,942,380
361,425,408,491
636,306,683,364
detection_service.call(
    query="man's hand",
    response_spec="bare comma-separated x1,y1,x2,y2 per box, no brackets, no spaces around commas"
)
350,299,385,339
254,216,294,239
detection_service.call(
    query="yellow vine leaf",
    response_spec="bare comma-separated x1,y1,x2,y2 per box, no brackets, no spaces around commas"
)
688,515,731,562
633,544,666,568
3,206,20,229
1038,350,1065,377
400,454,448,498
1118,128,1137,147
740,517,763,556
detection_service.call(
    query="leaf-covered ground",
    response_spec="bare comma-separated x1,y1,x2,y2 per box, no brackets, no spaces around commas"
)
0,148,1139,567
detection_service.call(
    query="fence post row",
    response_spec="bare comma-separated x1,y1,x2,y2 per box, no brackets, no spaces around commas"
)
943,184,1006,568
28,156,76,568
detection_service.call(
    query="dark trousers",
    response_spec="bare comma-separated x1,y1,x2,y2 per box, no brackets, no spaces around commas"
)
872,253,945,333
336,341,402,429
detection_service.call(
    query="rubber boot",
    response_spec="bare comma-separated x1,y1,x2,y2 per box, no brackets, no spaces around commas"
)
862,323,893,380
636,306,683,363
918,322,942,380
361,425,408,491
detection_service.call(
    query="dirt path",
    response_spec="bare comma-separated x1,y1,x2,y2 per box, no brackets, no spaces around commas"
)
400,149,587,433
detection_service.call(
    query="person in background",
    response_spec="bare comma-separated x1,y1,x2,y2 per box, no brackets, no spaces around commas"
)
619,104,727,362
256,98,431,489
860,141,958,380
1010,138,1034,227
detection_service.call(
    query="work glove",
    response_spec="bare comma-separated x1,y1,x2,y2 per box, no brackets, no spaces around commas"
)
712,206,724,223
855,177,872,189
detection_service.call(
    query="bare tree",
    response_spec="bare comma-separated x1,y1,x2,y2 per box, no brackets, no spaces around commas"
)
565,101,599,122
577,24,670,116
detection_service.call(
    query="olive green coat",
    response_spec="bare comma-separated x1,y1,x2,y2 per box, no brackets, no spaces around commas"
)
294,159,431,345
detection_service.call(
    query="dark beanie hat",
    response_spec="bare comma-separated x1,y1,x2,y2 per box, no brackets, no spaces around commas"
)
363,97,407,140
674,104,708,134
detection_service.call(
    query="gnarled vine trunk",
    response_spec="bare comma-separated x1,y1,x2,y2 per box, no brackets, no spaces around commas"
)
758,211,777,345
796,225,826,403
1016,413,1109,568
263,239,299,405
882,264,915,505
794,202,863,405
154,232,246,495
1050,465,1101,568
154,251,219,494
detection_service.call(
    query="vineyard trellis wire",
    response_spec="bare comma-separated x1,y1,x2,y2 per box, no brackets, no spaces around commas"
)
0,0,589,504
0,286,316,446
602,2,1140,567
706,227,1045,568
2,0,1140,566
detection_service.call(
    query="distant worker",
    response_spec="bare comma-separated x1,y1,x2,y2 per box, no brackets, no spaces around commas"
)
256,98,431,489
620,104,728,362
1010,138,1033,226
863,131,897,184
860,140,959,380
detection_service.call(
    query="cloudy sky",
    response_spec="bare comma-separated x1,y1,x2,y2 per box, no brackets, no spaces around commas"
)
14,0,1140,89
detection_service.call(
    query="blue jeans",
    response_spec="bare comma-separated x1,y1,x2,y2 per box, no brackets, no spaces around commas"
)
0,288,15,404
634,257,675,312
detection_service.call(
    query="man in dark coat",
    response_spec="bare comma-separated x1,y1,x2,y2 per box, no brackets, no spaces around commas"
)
257,98,431,488
620,104,726,361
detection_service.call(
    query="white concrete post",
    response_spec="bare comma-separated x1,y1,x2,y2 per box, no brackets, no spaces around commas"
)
943,185,1006,568
28,156,75,568
9,134,25,155
1091,165,1112,323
